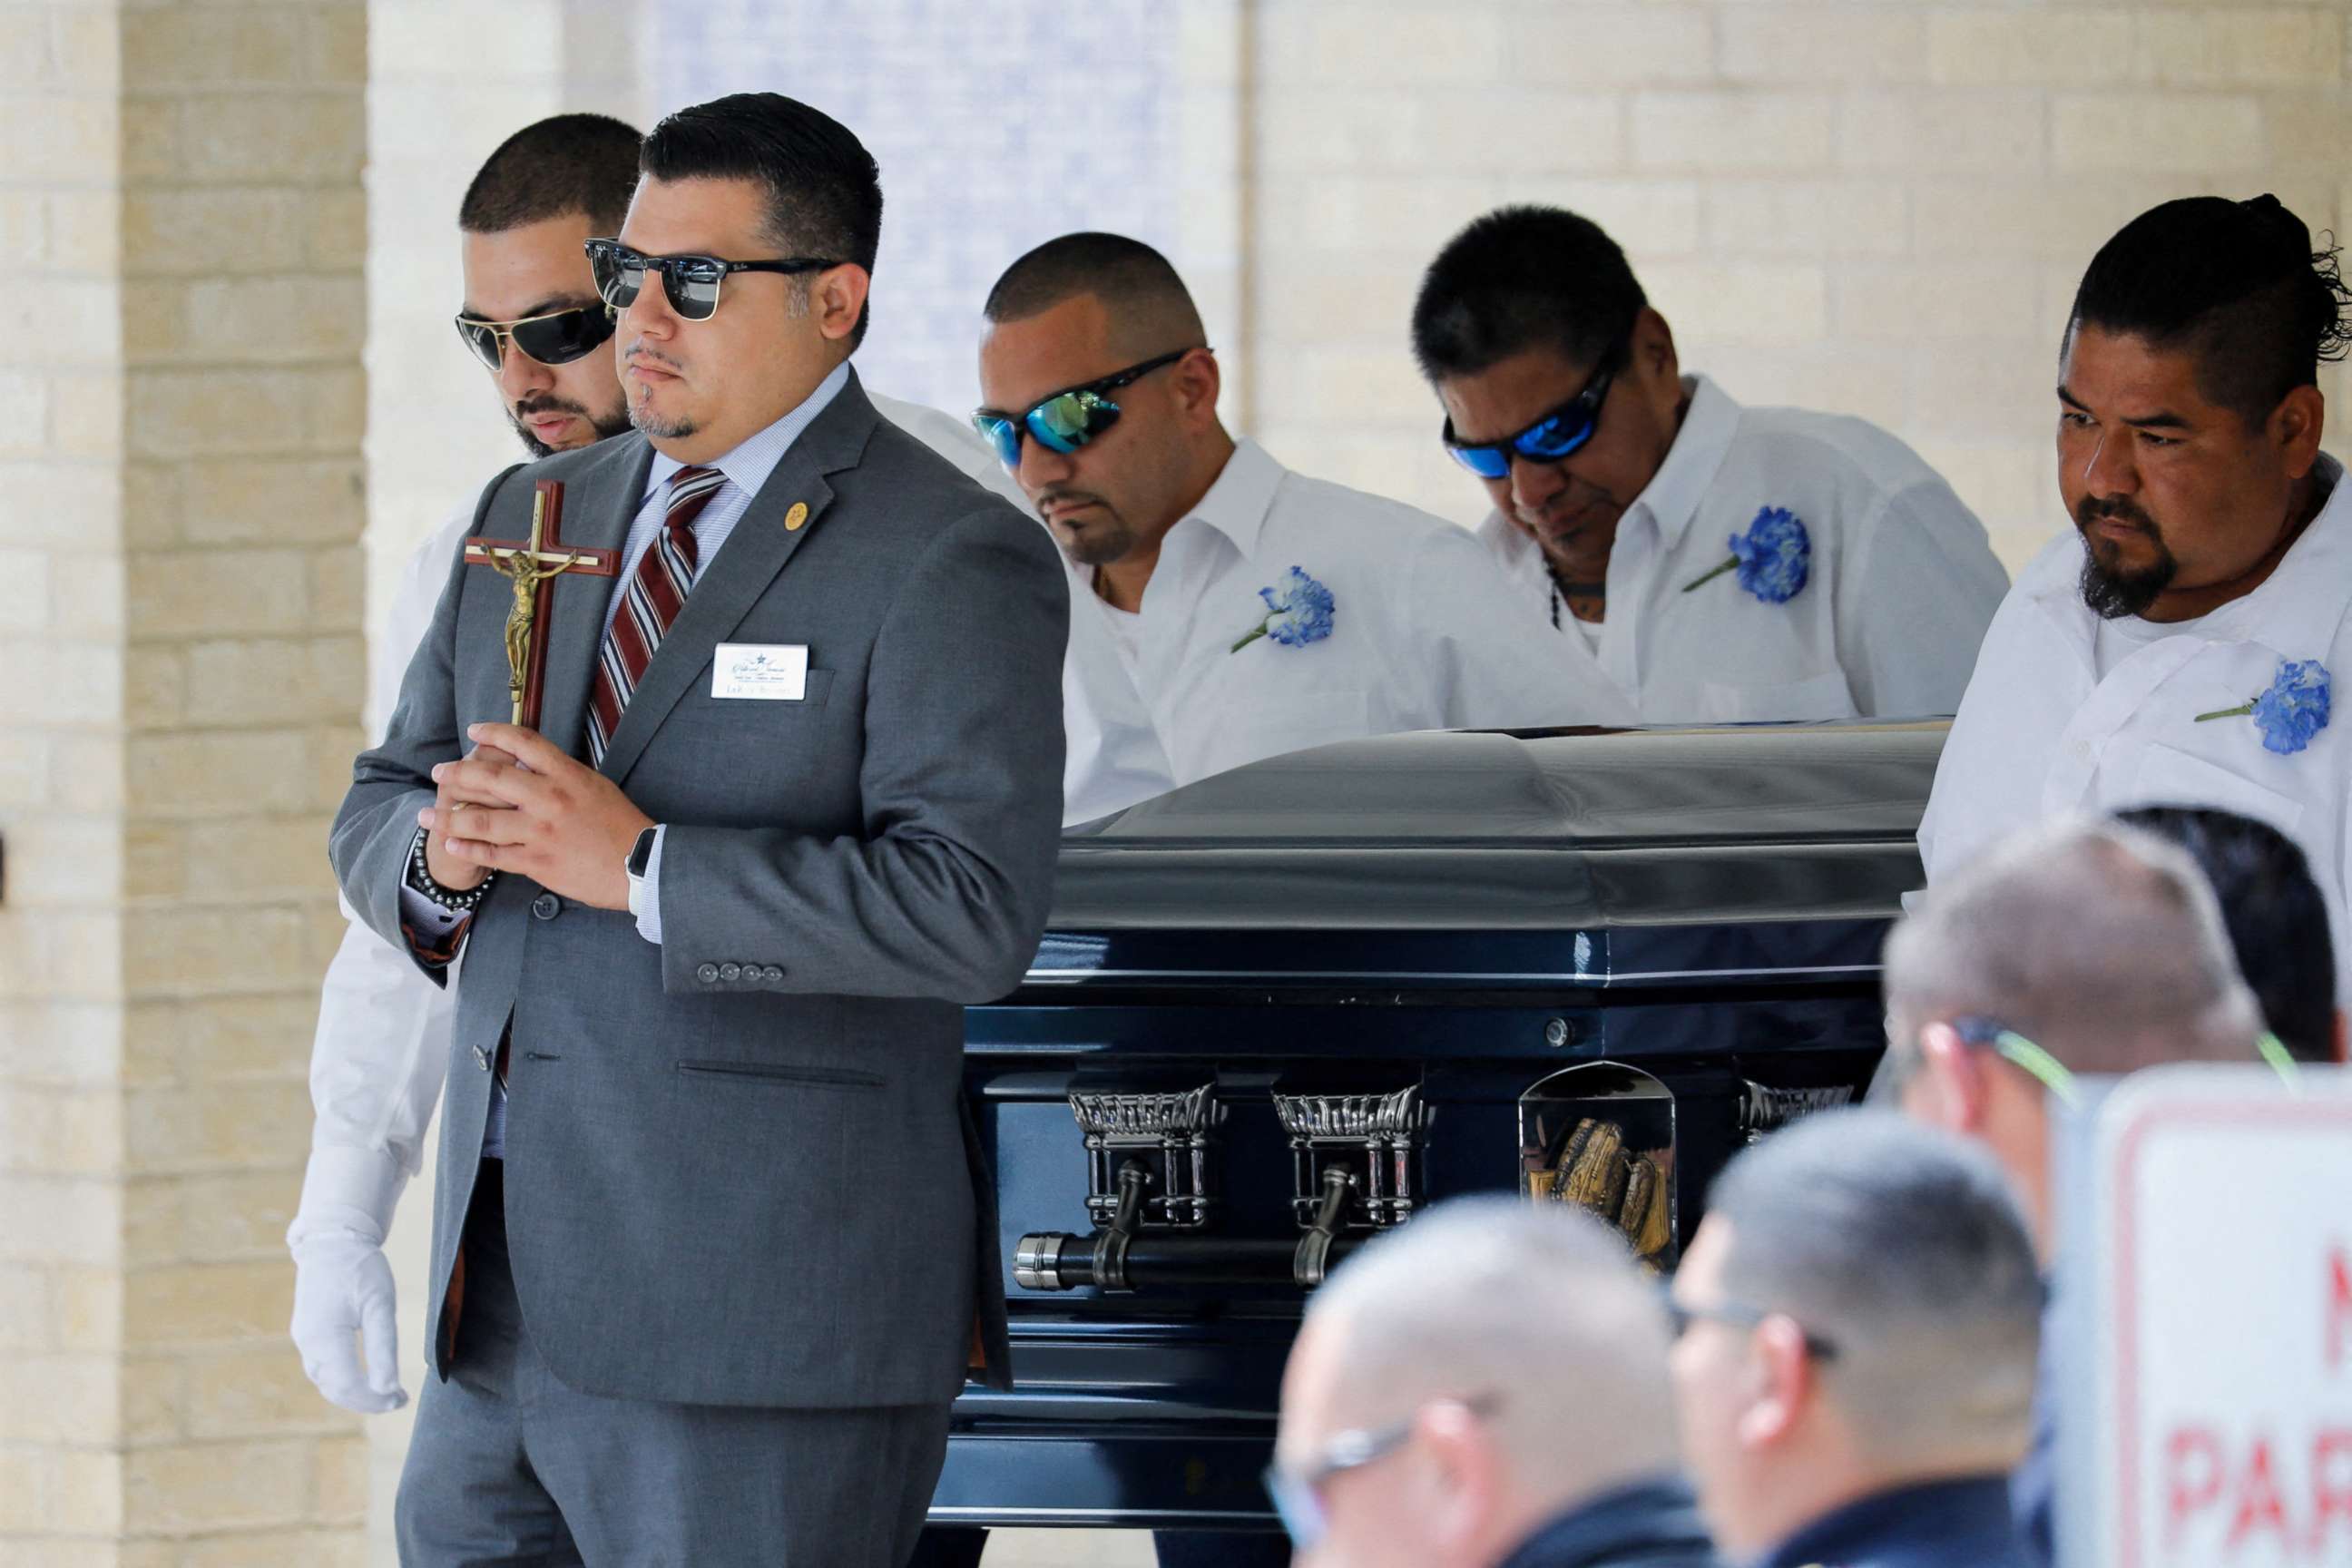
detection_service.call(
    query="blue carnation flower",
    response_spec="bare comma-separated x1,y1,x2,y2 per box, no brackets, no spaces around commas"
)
1231,566,1336,652
1681,506,1811,603
2251,659,2331,754
2196,657,2332,755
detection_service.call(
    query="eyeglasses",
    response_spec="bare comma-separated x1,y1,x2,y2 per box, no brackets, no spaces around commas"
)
969,348,1200,470
1441,343,1622,480
1261,1392,1502,1553
453,303,617,372
584,238,843,323
1662,1290,1840,1360
1947,1016,2304,1103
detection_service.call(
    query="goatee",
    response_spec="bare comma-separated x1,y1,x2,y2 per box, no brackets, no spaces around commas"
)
2075,499,2176,620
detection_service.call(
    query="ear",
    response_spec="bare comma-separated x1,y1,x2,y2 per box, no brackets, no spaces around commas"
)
1915,1021,1991,1133
1171,346,1223,431
811,263,873,347
1631,306,1680,387
2271,382,2326,479
1735,1316,1814,1451
1416,1400,1501,1554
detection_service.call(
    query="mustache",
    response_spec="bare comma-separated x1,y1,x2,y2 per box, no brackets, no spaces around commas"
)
511,396,590,420
2076,495,2160,536
1036,488,1107,515
623,341,686,374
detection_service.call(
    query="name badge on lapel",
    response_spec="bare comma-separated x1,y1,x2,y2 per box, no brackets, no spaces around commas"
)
711,643,809,701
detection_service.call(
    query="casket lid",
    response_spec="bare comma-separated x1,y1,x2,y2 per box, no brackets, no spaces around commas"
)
1042,722,1945,941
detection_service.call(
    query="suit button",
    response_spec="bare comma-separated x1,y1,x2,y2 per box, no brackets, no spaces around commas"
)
696,963,720,985
531,893,561,920
472,1045,491,1071
760,965,784,982
720,962,743,982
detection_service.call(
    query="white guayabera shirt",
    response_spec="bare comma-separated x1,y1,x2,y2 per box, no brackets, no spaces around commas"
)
289,393,1039,1240
1919,453,2352,999
1476,375,2012,724
1060,438,1636,825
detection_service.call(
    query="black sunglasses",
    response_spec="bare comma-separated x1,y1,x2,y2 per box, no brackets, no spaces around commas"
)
584,238,843,322
453,303,617,372
1663,1290,1839,1360
969,348,1200,470
1442,340,1624,480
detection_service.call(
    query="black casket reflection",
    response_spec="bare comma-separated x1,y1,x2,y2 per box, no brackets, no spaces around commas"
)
936,721,1942,1533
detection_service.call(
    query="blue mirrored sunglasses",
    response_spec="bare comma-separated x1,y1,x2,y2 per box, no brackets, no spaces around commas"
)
1443,353,1618,480
971,348,1199,470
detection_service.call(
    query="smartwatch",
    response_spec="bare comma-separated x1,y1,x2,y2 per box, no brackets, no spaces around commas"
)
625,825,660,919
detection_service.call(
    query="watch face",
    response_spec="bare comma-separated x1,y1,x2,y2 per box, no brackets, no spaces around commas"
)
629,828,658,877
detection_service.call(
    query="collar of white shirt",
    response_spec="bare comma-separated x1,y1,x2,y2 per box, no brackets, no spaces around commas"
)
1631,373,1741,554
1174,436,1286,560
642,358,852,505
2020,449,2351,660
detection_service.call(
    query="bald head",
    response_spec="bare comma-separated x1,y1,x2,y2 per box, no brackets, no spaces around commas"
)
1290,1198,1679,1504
1886,816,2263,1079
983,231,1207,359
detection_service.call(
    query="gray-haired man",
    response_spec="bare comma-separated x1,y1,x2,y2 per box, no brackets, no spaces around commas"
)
1880,815,2269,1564
1272,1198,1715,1568
1668,1111,2042,1568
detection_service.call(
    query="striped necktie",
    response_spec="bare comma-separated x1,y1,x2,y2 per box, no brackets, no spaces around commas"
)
585,464,724,765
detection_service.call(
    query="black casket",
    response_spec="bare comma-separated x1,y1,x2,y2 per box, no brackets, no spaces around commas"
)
932,720,1943,1534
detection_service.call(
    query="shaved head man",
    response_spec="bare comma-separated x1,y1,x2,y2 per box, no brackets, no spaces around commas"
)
1882,815,2264,1255
1272,1199,1714,1568
1669,1112,2042,1568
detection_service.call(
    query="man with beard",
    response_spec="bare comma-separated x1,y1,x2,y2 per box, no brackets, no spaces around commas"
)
1918,194,2352,1001
289,111,1032,1430
1415,206,2008,722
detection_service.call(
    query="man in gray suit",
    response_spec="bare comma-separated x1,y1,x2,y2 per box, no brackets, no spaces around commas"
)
331,93,1067,1565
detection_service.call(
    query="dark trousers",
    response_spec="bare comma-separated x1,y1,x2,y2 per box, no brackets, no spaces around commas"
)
397,1161,954,1567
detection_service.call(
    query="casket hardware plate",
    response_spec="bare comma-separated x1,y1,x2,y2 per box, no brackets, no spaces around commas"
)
1272,1085,1428,1230
1070,1083,1223,1230
1738,1080,1854,1144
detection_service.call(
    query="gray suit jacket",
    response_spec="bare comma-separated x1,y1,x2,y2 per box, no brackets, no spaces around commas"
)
330,374,1066,1407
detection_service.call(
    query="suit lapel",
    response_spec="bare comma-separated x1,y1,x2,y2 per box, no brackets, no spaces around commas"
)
596,377,880,785
538,436,657,762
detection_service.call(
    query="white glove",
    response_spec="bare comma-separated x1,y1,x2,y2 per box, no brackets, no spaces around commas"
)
288,1148,410,1414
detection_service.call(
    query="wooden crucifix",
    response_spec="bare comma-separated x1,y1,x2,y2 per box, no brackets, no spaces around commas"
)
462,481,620,729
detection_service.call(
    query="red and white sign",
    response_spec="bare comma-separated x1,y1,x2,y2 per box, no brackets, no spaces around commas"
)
2086,1066,2352,1566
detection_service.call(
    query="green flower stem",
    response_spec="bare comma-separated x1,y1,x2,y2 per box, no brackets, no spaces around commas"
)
1230,623,1268,653
2194,702,2254,722
1681,556,1737,593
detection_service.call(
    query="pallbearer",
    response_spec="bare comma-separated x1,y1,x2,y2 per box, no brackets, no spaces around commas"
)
1415,206,2008,723
975,231,1633,826
1920,195,2352,998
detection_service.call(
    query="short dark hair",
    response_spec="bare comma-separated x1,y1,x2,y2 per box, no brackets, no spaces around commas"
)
1411,205,1647,383
1710,1111,2042,1464
982,231,1206,346
458,113,642,236
640,93,884,350
2114,805,2338,1063
2068,194,2350,423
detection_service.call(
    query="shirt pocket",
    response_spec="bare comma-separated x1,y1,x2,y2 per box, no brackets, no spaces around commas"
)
2118,741,2306,838
1695,669,1858,724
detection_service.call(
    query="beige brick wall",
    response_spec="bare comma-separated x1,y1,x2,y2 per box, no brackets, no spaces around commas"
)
0,1,370,1561
1245,0,2352,573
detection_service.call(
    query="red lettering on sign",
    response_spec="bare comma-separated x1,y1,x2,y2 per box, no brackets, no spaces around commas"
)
2168,1426,2226,1546
2329,1246,2351,1370
2229,1436,2293,1552
2311,1428,2352,1554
